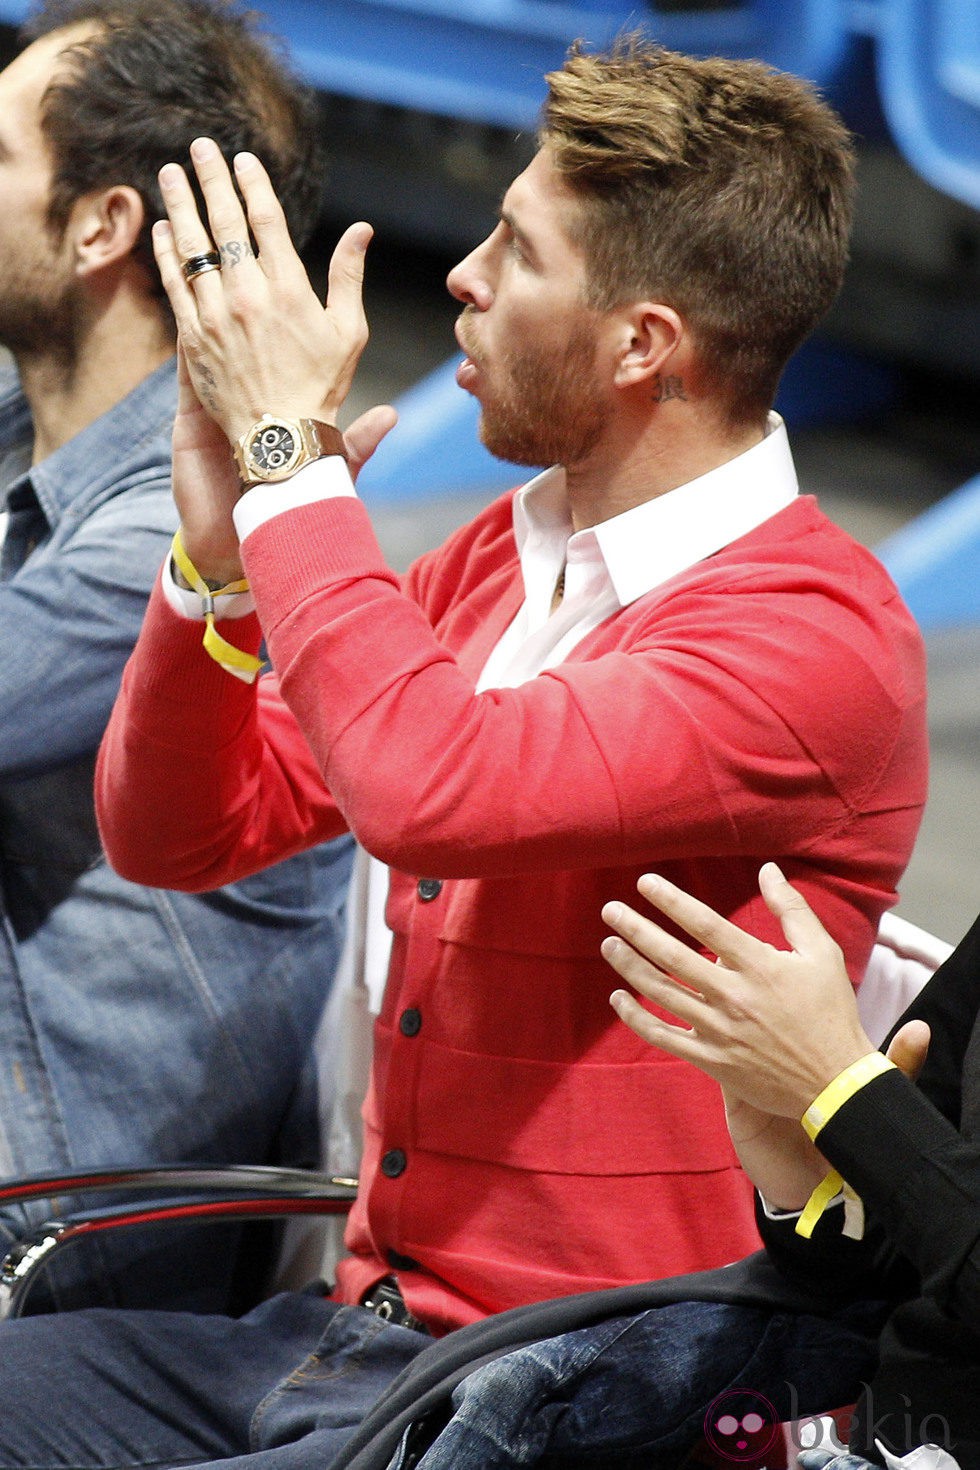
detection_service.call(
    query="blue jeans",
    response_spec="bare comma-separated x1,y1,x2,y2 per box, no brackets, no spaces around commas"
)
798,1456,877,1470
409,1301,879,1469
0,1294,878,1470
0,1290,430,1470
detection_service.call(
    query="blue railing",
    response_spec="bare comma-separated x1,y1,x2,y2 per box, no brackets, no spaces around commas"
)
0,1,976,205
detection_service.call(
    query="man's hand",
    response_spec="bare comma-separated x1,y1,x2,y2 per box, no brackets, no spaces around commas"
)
154,140,399,585
884,1018,931,1082
603,865,932,1210
603,863,880,1120
152,137,373,445
170,352,397,586
343,404,399,481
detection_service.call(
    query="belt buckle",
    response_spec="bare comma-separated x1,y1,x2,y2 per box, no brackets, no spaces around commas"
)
362,1277,429,1334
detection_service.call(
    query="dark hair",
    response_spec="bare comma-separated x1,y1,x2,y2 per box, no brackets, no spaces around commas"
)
542,35,856,425
23,0,324,305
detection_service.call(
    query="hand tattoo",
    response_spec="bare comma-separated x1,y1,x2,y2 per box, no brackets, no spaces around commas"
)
218,239,255,268
197,361,219,413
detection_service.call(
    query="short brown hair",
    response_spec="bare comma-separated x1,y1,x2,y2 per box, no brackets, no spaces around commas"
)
541,35,856,424
25,0,323,310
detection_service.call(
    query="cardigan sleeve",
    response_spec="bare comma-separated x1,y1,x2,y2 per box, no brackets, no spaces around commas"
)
95,573,351,889
239,496,925,878
98,491,925,896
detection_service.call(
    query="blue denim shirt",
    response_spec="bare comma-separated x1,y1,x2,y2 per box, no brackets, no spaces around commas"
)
0,357,354,1311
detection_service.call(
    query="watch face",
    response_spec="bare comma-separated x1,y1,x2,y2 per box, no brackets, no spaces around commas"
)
249,421,299,477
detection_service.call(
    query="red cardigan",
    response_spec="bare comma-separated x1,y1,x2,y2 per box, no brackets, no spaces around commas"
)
97,490,927,1334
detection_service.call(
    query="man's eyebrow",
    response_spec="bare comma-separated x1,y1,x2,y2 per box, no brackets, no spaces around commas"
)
500,208,536,258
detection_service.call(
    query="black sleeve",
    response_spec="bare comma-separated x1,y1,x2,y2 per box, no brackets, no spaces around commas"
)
884,909,980,1126
814,1066,980,1322
760,911,980,1321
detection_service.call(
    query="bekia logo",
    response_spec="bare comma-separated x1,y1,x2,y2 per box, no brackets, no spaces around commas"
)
704,1389,780,1462
704,1383,961,1467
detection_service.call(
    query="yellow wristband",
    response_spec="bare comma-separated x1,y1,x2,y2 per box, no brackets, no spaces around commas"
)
801,1052,897,1142
794,1052,896,1239
795,1168,844,1239
170,531,263,683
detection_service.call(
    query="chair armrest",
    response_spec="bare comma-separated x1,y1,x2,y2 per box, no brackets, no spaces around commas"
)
0,1166,358,1319
0,1162,358,1207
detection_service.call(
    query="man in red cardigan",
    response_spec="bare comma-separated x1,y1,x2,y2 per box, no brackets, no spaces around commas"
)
0,38,926,1470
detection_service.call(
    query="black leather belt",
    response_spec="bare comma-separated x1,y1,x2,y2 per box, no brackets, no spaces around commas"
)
361,1276,431,1335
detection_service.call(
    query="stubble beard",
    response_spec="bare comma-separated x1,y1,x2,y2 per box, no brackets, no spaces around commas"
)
0,240,79,369
469,320,609,469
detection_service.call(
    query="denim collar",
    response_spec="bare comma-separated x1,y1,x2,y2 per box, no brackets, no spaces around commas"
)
0,355,177,528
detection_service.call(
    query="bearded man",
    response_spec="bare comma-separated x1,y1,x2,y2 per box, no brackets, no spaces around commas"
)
0,0,354,1313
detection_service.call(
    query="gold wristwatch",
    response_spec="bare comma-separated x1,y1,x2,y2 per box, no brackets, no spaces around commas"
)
232,414,347,487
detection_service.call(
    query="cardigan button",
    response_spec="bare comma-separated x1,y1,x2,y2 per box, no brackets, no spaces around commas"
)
417,878,442,902
399,1007,422,1037
381,1148,407,1179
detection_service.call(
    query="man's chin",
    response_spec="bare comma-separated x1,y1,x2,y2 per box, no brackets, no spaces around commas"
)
477,416,545,470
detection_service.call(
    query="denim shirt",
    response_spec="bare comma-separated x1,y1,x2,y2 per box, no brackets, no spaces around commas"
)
0,358,353,1312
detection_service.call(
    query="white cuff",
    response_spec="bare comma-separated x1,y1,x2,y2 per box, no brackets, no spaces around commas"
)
233,456,356,544
758,1193,842,1222
161,555,255,622
760,1195,806,1222
759,1187,865,1240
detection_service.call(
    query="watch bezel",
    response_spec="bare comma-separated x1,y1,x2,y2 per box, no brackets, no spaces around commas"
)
239,415,308,484
233,415,347,487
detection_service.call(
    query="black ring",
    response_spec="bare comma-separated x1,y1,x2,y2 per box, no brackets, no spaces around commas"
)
181,250,222,282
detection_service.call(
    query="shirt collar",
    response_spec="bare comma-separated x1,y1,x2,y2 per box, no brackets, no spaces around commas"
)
512,412,798,609
0,356,177,526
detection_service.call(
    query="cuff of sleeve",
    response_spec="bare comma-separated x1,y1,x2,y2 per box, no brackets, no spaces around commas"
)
759,1193,845,1222
816,1065,961,1222
161,554,256,622
233,457,356,545
802,1052,897,1141
760,1196,806,1222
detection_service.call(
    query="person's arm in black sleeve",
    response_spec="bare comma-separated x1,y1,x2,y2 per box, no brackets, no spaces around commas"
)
603,863,980,1321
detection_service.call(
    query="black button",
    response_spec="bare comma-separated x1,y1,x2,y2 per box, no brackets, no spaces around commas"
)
387,1248,421,1271
417,877,442,902
381,1148,407,1178
399,1007,422,1037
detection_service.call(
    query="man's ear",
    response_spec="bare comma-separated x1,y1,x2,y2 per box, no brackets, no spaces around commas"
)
71,185,146,279
610,302,685,389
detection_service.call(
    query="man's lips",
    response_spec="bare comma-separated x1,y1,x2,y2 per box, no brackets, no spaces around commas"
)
455,319,480,392
456,356,479,392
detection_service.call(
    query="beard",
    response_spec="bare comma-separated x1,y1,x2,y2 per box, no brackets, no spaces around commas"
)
0,244,78,367
461,313,609,468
